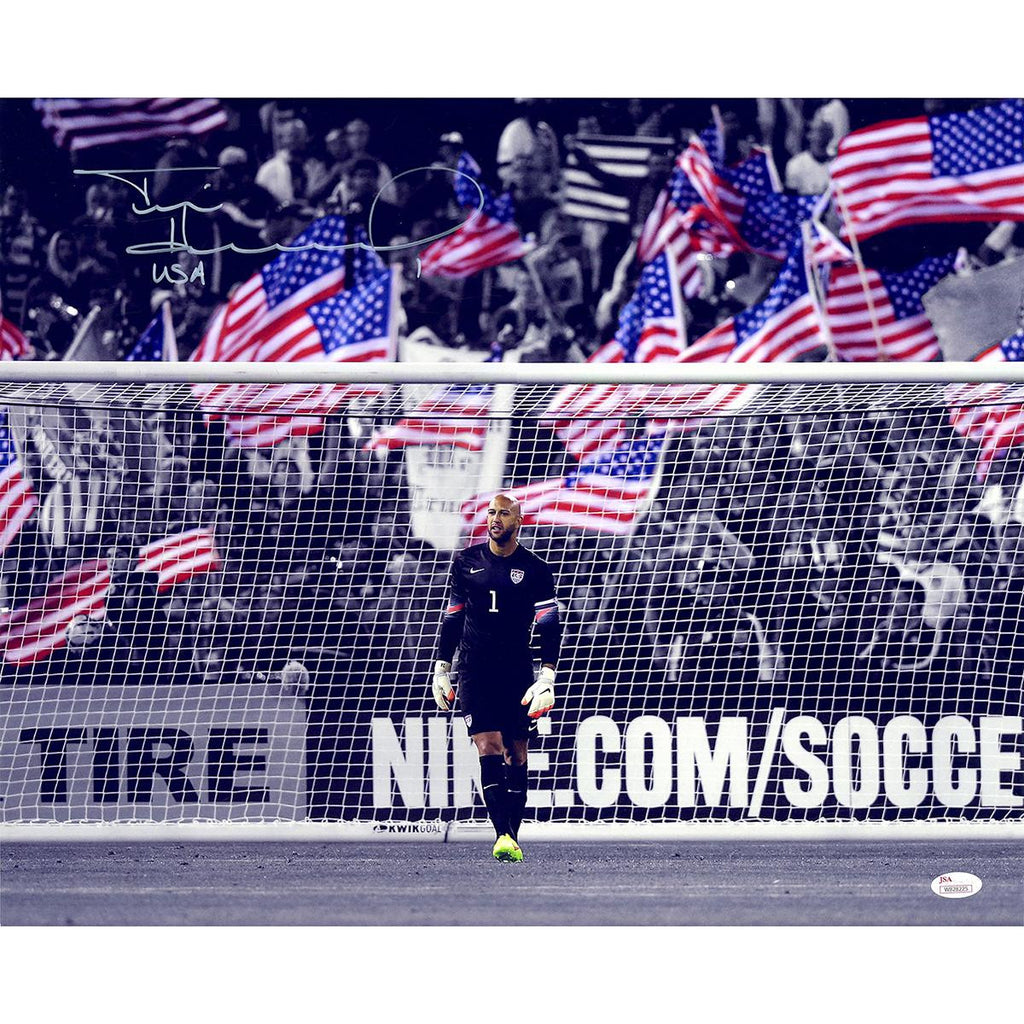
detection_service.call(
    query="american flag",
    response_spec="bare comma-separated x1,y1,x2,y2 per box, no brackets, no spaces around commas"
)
830,99,1024,240
563,133,674,225
0,315,31,360
366,347,502,452
740,191,821,260
637,312,763,434
824,251,959,362
419,152,531,278
949,328,1024,481
33,98,228,152
137,527,221,592
461,435,665,541
637,137,809,298
694,235,822,365
191,216,396,448
0,409,38,556
0,559,110,665
546,251,687,460
636,154,708,299
126,301,178,362
678,136,795,257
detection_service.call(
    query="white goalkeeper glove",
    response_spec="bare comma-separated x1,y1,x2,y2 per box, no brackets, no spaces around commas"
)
432,660,455,712
522,665,556,719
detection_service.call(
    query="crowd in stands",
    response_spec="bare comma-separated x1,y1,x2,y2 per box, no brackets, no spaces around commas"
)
1,97,1023,706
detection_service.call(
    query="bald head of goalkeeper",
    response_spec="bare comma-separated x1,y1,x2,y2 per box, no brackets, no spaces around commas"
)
486,493,523,554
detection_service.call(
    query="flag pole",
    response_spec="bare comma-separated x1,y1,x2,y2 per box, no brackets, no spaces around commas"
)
388,263,402,362
801,220,838,362
832,180,888,361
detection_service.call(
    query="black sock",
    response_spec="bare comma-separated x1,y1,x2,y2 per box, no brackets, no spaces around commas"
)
479,754,509,837
505,761,528,841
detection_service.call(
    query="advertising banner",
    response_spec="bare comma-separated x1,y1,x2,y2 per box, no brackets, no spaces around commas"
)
0,684,306,822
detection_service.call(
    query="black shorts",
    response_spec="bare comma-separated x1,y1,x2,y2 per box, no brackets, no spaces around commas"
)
456,657,536,740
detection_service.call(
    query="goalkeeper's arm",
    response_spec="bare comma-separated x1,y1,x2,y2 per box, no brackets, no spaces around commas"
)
432,564,466,712
522,597,562,718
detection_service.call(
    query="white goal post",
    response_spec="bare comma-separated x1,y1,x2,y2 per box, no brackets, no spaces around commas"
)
0,359,1021,841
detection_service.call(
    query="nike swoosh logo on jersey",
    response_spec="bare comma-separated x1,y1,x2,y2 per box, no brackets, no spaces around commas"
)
469,568,486,574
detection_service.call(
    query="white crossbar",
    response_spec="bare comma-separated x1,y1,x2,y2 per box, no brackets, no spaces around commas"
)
1,359,1024,386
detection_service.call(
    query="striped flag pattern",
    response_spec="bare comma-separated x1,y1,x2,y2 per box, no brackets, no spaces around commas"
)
546,251,688,460
33,98,228,152
678,134,767,254
461,435,665,540
419,152,531,278
1,315,31,360
636,154,708,299
637,135,809,299
636,319,763,436
367,348,502,452
0,559,110,665
830,99,1024,240
544,338,633,462
137,527,221,592
0,409,38,555
949,328,1024,481
688,235,822,365
824,251,959,362
191,217,396,448
563,133,674,225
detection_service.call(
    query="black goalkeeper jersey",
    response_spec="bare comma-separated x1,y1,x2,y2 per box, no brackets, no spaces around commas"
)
437,542,561,670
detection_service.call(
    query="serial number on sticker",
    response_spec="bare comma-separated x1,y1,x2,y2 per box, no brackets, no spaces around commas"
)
939,885,974,893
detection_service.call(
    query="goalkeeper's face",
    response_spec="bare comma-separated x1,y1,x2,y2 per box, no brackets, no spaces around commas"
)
486,495,522,547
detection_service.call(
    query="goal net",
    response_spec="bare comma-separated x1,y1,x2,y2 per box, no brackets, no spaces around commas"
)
0,361,1021,835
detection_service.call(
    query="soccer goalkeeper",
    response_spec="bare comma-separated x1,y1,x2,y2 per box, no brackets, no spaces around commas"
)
432,493,562,863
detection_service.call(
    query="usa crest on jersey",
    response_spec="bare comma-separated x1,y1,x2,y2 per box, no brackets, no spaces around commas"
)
510,569,525,584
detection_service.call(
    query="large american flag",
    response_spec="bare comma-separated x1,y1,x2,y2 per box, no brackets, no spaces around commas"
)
949,328,1024,481
563,133,674,225
137,527,221,592
419,152,531,278
546,251,688,460
1,315,31,360
830,99,1024,240
461,435,665,541
191,216,396,448
0,409,38,556
366,347,502,452
824,251,959,362
33,98,228,152
0,559,110,665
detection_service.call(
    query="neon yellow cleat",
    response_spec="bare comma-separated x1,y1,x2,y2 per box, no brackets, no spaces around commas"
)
492,834,523,863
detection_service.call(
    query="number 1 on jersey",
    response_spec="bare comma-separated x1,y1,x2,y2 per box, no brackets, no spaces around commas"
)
489,589,499,613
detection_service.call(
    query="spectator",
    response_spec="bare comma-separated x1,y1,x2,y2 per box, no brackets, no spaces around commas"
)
204,146,278,293
333,157,404,248
23,230,89,355
255,118,329,206
152,137,210,208
336,118,399,206
523,209,594,337
810,99,850,155
0,185,48,325
785,120,834,196
258,100,303,159
496,99,560,198
307,127,352,206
